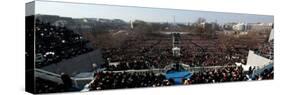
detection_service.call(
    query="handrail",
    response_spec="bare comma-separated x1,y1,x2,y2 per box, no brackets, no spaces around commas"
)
35,68,61,78
35,68,63,84
101,65,237,73
35,68,95,89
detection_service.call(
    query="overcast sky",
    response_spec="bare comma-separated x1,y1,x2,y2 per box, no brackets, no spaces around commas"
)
33,1,274,24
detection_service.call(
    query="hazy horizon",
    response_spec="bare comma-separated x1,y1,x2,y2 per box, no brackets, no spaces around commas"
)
31,0,274,24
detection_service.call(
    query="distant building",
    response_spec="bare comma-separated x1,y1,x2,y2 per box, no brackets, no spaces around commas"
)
223,23,237,30
53,20,68,27
248,23,273,31
232,23,247,31
198,22,219,31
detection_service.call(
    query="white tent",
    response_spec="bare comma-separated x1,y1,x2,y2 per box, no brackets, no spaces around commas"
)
268,29,274,42
238,50,272,71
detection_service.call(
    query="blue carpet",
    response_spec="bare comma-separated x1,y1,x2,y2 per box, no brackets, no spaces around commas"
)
165,70,192,85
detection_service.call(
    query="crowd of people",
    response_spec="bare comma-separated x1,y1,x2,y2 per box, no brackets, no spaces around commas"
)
252,67,274,80
103,48,173,69
34,20,93,68
188,65,248,84
254,40,274,60
101,34,174,70
35,76,79,93
90,71,170,90
88,31,274,90
28,17,273,92
181,34,249,67
35,78,65,93
90,65,273,90
100,33,250,71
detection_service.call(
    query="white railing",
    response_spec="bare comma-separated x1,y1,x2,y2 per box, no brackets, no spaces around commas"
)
35,68,63,84
100,65,237,74
102,68,165,74
35,68,94,89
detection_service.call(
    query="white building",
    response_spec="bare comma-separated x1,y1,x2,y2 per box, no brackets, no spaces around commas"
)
232,23,246,31
249,23,273,31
